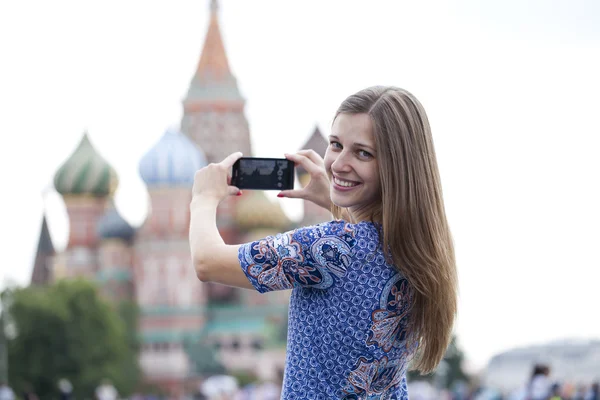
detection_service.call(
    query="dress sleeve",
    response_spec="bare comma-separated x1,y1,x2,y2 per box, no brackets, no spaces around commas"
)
238,221,358,293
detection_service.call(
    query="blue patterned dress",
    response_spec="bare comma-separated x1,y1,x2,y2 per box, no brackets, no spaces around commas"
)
238,220,416,400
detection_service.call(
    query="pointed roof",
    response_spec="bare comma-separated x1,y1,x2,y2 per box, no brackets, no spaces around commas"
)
30,214,55,285
300,125,328,155
297,125,329,175
185,0,242,102
196,0,231,80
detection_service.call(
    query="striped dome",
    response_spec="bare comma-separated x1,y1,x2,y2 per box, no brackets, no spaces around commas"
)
234,191,291,230
97,201,136,242
54,132,118,197
139,128,207,187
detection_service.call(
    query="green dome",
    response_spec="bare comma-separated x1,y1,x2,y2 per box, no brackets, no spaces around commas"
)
53,132,118,197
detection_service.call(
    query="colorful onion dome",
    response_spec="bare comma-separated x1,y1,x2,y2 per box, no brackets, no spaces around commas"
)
53,132,118,197
139,128,207,187
97,201,135,242
235,191,291,230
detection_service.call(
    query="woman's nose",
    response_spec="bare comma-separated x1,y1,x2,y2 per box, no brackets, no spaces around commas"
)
331,152,352,173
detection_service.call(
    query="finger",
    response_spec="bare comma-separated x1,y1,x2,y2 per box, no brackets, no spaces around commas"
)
285,153,323,176
296,149,325,167
227,186,241,196
220,152,243,169
277,189,306,199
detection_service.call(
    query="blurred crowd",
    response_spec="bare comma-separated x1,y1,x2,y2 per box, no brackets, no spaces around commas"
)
384,364,599,400
0,376,281,400
458,364,600,400
0,364,598,400
503,364,599,400
0,378,120,400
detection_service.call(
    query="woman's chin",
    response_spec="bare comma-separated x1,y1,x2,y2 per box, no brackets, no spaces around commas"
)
330,195,352,209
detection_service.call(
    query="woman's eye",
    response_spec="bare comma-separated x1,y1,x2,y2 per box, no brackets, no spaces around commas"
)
358,150,373,158
330,141,342,149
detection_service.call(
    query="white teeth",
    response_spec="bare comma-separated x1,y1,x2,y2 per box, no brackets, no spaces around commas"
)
334,177,359,187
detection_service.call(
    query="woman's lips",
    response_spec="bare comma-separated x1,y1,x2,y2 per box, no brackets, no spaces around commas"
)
332,176,361,191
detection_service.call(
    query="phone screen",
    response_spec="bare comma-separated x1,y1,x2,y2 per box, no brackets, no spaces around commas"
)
231,157,295,190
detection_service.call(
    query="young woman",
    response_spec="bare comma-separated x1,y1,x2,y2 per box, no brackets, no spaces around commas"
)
189,86,458,399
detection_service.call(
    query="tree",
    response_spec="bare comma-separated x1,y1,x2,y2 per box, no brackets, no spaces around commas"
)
2,279,140,398
442,335,470,388
0,291,9,383
115,300,143,393
408,335,470,388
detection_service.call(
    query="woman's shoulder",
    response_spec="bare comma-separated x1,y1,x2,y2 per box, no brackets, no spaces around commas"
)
304,219,381,237
281,221,382,261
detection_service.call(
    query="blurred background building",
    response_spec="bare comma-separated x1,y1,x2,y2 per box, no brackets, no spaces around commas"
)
28,0,331,394
483,339,600,393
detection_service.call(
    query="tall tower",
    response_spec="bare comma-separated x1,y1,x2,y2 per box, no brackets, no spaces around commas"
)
297,126,333,225
181,0,252,162
53,132,117,280
137,128,209,388
180,0,252,245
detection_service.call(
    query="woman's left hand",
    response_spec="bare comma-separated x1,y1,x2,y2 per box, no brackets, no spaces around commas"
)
192,152,243,202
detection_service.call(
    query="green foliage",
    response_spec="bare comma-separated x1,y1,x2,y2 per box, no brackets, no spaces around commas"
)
442,335,470,387
2,280,140,399
115,300,142,392
408,335,470,388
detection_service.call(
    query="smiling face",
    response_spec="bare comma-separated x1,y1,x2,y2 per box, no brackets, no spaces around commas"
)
324,113,381,222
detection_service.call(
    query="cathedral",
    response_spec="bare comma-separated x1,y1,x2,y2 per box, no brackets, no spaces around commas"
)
29,0,331,394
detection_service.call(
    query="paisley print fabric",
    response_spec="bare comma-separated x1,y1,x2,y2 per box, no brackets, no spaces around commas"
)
238,221,415,399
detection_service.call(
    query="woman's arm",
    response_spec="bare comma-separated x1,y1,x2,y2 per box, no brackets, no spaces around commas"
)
189,195,254,289
188,153,254,289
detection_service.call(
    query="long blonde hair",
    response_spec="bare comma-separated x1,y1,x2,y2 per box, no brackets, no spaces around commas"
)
331,86,458,373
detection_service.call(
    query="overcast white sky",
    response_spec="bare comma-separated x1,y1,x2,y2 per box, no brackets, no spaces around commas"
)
1,0,599,371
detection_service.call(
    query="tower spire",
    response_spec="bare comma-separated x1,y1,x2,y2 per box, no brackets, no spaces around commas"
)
193,0,233,84
30,213,55,285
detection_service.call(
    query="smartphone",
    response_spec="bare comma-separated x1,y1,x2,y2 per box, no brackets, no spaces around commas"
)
231,157,295,190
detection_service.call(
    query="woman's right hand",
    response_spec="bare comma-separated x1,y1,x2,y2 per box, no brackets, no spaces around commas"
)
278,150,331,210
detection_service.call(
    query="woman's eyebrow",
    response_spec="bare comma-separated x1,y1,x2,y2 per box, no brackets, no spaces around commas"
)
355,143,375,152
329,135,375,151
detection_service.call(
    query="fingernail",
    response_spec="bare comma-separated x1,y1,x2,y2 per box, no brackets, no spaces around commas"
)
277,193,284,198
237,191,243,196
